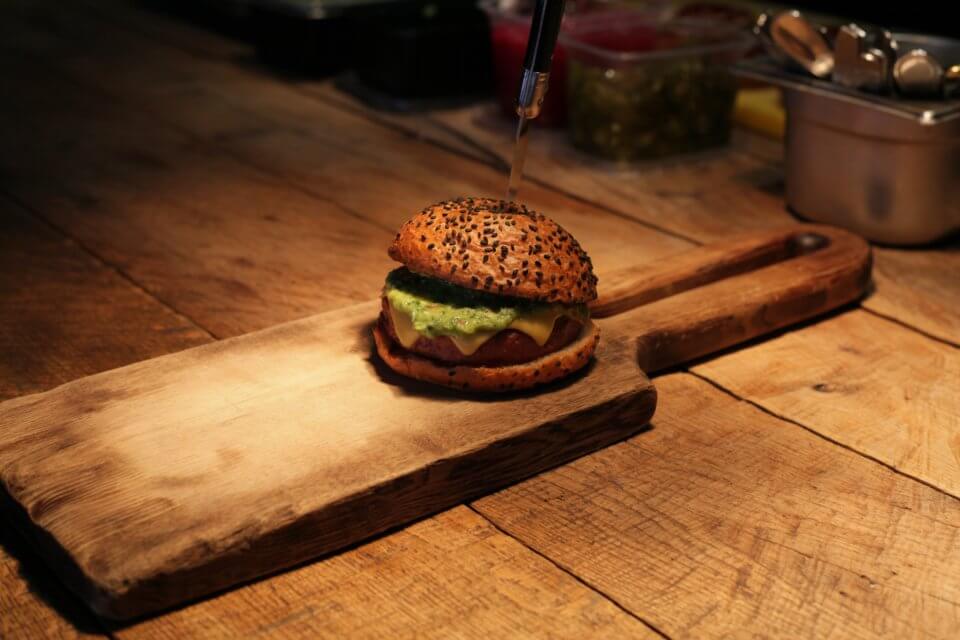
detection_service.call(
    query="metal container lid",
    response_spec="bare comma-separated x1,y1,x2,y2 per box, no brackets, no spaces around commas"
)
734,33,960,136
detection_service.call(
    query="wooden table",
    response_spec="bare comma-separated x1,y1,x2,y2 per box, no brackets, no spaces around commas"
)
1,1,958,637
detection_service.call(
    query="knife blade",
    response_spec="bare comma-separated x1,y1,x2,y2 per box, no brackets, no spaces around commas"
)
506,115,530,201
504,0,566,202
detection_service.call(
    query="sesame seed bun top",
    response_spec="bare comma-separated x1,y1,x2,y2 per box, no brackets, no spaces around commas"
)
388,198,598,304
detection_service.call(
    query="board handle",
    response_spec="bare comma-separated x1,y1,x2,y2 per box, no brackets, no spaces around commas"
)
593,225,872,374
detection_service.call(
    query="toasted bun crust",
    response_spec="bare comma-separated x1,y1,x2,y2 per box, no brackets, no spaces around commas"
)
388,198,598,304
373,320,600,392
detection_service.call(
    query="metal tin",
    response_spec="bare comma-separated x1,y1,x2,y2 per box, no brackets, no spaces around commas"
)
735,34,960,246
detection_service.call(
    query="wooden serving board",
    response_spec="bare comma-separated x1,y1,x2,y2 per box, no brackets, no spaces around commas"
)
0,225,870,620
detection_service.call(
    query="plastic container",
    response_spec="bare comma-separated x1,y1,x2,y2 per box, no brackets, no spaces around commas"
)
483,1,570,127
563,16,751,161
482,1,669,127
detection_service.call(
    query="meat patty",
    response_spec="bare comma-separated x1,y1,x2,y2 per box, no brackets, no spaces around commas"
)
379,298,584,366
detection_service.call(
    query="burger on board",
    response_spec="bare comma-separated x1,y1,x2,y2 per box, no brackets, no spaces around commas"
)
373,197,599,392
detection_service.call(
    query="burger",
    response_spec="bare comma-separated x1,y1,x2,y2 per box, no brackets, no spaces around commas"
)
373,197,599,392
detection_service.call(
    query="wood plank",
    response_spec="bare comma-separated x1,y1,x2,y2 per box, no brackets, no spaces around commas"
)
0,300,654,619
0,196,212,400
0,197,656,637
0,195,208,639
867,245,960,346
115,506,659,640
0,53,396,338
592,225,866,318
693,309,960,497
474,373,960,639
0,220,869,621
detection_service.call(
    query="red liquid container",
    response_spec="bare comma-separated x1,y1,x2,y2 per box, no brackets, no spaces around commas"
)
486,7,569,127
483,2,673,127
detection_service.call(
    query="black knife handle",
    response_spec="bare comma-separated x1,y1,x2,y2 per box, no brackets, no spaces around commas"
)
522,0,567,73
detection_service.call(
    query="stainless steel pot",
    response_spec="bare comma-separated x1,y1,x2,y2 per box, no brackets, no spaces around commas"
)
735,34,960,246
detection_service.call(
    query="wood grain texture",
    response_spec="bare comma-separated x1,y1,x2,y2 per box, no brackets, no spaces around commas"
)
0,53,395,339
0,1,692,345
592,225,868,320
601,225,871,373
0,182,654,638
866,244,960,345
43,0,958,352
0,197,211,640
592,226,806,317
335,96,793,241
0,223,871,621
0,197,211,401
474,373,960,639
0,301,655,619
1,529,102,640
694,309,960,498
115,506,659,640
0,3,956,639
0,3,676,633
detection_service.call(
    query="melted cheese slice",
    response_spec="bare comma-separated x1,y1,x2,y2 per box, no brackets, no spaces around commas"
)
388,304,574,356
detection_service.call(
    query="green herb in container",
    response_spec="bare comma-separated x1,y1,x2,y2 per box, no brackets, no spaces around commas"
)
563,15,751,162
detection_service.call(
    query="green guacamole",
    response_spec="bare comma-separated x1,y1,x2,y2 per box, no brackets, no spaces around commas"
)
384,268,587,338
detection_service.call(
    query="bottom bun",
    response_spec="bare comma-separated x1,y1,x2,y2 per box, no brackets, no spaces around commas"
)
373,318,600,392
